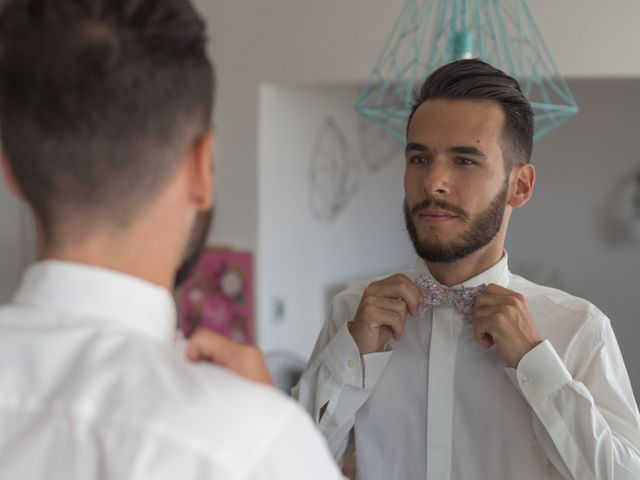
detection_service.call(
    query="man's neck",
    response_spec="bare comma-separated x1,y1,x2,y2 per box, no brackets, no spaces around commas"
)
38,225,181,291
425,244,505,287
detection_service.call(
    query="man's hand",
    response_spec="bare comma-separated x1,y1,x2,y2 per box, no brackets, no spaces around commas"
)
472,284,542,368
349,274,423,355
187,328,274,386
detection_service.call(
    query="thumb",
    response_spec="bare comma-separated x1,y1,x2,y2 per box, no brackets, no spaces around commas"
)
187,329,234,364
476,332,495,349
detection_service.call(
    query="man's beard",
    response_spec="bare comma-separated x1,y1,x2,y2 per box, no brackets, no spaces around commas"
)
174,208,214,288
403,176,509,264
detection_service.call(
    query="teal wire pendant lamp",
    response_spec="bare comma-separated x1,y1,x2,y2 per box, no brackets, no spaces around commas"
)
355,0,579,143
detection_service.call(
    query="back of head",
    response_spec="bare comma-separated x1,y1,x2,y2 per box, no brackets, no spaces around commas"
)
408,59,533,167
0,0,214,239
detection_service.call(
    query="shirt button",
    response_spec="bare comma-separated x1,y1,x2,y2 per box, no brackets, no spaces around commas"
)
347,359,355,368
521,376,530,385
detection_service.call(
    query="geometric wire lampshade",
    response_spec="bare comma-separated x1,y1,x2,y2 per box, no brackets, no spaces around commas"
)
355,0,579,143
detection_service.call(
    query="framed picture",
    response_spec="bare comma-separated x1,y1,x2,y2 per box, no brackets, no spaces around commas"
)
179,247,254,344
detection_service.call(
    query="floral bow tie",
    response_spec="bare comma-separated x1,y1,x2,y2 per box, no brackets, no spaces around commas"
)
415,275,487,318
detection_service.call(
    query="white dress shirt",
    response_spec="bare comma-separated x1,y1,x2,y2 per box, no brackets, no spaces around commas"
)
294,254,640,479
0,261,344,480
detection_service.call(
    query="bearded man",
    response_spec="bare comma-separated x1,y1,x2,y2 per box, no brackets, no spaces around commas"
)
294,59,640,480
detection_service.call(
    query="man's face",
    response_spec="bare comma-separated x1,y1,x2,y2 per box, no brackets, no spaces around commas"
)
403,99,511,264
174,208,214,288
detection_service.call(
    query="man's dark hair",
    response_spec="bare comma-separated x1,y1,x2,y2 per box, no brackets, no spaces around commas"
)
407,59,533,167
0,0,214,239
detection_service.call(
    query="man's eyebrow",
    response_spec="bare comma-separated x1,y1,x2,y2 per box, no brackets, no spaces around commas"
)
405,142,431,154
448,145,488,159
405,143,487,159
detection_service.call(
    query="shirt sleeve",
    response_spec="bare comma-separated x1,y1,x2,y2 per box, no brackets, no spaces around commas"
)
505,314,640,479
292,293,393,464
248,402,346,480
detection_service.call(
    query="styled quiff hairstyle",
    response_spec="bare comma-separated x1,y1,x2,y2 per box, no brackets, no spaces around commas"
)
408,59,533,167
0,0,214,239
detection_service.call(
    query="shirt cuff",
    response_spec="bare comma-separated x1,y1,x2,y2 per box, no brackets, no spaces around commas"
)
505,340,572,403
362,351,393,390
320,322,365,388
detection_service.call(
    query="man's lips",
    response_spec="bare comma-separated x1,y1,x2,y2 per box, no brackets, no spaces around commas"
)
418,210,458,223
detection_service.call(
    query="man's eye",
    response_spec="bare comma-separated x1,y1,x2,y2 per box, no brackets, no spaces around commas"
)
455,157,475,166
410,156,430,165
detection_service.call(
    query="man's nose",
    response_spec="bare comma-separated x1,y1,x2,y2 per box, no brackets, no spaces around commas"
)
422,161,451,196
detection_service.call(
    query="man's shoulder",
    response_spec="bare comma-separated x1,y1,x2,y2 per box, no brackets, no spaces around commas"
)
100,334,320,469
510,273,601,313
117,335,302,429
151,352,339,478
0,313,326,476
509,273,609,334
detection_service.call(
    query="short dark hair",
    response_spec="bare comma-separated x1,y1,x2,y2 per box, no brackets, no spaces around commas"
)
0,0,214,238
407,59,533,167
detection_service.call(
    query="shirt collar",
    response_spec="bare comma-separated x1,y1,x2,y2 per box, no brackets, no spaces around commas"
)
12,260,177,344
413,251,511,289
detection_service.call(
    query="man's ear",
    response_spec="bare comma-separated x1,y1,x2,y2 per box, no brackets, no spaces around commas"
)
508,163,535,208
187,131,215,209
0,154,25,201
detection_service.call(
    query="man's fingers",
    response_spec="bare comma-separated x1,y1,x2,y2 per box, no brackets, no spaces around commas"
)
473,320,496,349
187,329,236,365
475,285,518,313
472,307,503,348
186,328,275,386
366,274,423,315
476,333,494,349
373,297,408,319
474,293,510,308
360,297,408,340
475,287,524,309
374,308,406,340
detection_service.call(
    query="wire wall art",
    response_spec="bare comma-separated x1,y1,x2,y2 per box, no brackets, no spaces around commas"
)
599,164,640,246
308,116,402,223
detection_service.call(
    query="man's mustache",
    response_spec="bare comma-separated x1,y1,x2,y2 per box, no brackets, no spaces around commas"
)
410,196,469,220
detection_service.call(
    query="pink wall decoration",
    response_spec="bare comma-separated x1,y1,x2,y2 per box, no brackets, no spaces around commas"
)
179,248,254,344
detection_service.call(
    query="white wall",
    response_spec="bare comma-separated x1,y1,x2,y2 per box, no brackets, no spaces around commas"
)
258,85,414,357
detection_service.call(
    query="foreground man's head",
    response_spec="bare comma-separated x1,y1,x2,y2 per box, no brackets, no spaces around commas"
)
0,0,216,288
